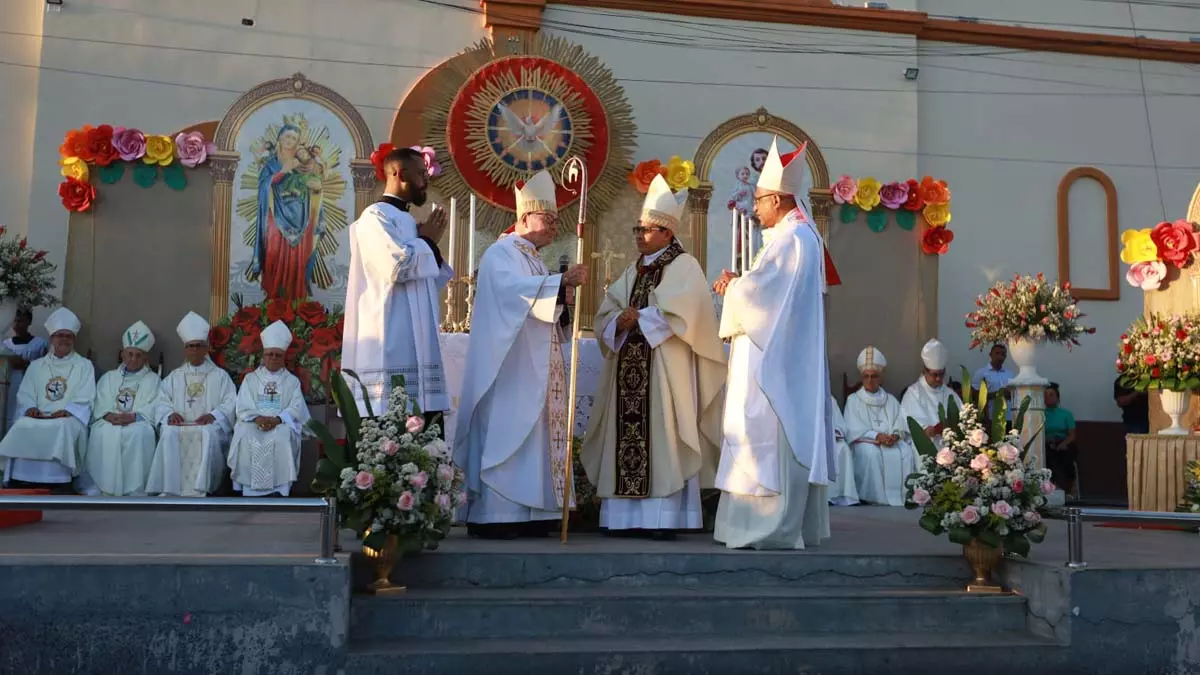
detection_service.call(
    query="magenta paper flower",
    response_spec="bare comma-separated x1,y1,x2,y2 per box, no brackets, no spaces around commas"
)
831,175,857,205
410,145,441,177
878,181,909,209
174,131,216,168
113,127,146,162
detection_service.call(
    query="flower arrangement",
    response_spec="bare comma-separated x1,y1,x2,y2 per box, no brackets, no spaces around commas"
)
1176,460,1200,514
1121,220,1199,291
0,226,58,309
1115,312,1200,392
832,175,953,256
965,273,1093,350
309,372,464,554
369,143,442,181
57,125,216,211
905,371,1052,557
209,295,344,404
629,156,699,194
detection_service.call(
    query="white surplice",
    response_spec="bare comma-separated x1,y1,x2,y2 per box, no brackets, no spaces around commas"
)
3,336,48,435
713,208,835,550
829,395,859,506
900,377,964,449
0,351,96,485
844,387,918,507
227,366,310,497
454,234,574,524
147,358,237,496
342,198,453,416
85,365,160,496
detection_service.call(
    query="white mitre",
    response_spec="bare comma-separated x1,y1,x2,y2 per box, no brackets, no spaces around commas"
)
123,320,155,352
261,320,292,352
755,136,809,197
514,170,558,220
176,311,210,344
641,174,688,229
857,346,887,373
45,307,81,335
921,339,949,371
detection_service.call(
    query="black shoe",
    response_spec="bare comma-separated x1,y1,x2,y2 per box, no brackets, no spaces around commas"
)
650,530,677,541
519,521,553,538
467,523,519,540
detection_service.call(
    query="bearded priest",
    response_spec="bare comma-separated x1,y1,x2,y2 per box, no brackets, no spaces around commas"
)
711,137,836,550
85,321,161,496
582,174,727,540
900,339,963,449
0,307,96,493
844,346,918,506
454,171,589,539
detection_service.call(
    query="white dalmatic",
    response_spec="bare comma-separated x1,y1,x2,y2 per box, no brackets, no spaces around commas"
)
86,365,160,496
453,234,574,524
3,336,48,435
900,377,963,449
0,352,96,485
227,366,310,496
844,387,918,507
147,358,237,496
829,395,859,506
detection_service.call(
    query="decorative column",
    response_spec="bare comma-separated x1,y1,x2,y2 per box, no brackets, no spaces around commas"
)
208,151,240,322
688,185,713,273
1007,373,1062,507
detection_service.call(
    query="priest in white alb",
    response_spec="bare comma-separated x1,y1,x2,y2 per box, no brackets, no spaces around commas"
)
582,174,727,540
147,312,238,497
829,395,859,506
227,320,311,497
844,347,918,507
342,147,452,426
0,307,96,493
900,339,963,449
454,170,589,539
711,138,838,550
85,321,160,496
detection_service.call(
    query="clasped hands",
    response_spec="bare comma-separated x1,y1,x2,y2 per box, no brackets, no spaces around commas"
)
712,269,739,296
875,433,900,448
615,307,640,333
254,415,283,432
167,413,216,427
417,207,447,242
103,412,138,426
25,408,71,420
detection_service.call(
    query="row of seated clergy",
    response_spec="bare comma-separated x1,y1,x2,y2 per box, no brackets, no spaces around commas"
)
827,340,963,507
0,308,310,497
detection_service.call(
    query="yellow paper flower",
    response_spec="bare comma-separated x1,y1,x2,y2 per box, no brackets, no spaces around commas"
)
58,156,89,182
923,203,952,227
143,135,175,166
854,177,881,211
1120,228,1160,264
664,156,699,190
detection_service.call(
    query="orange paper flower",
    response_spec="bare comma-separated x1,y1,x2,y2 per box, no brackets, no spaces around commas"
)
629,159,664,194
918,176,951,206
59,125,94,161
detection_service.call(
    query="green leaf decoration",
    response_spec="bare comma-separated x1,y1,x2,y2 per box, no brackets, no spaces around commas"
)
132,163,158,188
839,204,860,223
895,209,917,230
948,526,974,545
947,396,961,428
1026,523,1047,544
990,396,1008,444
342,369,374,419
162,162,187,191
866,209,887,232
908,416,939,457
1014,395,1032,434
330,372,361,449
919,513,944,534
97,162,125,185
978,528,1002,549
1006,533,1032,557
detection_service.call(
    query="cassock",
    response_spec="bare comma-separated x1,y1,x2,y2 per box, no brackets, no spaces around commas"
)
829,395,859,506
227,321,311,496
342,193,452,417
4,335,48,434
85,321,160,496
147,312,238,497
844,347,918,507
0,308,96,487
899,339,963,449
583,175,727,532
713,137,835,550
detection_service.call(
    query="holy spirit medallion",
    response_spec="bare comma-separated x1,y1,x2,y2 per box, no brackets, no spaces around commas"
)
185,379,206,406
45,376,67,402
116,387,136,412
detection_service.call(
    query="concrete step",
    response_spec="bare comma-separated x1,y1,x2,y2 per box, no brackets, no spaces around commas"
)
344,631,1067,675
350,586,1028,640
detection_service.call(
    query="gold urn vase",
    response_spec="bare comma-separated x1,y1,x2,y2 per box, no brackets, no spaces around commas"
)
362,534,405,594
963,539,1004,593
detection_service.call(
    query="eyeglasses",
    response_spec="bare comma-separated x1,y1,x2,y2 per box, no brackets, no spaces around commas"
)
631,226,670,235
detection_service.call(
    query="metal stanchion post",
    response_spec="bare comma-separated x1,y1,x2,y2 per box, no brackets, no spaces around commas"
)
315,497,338,565
1066,506,1087,569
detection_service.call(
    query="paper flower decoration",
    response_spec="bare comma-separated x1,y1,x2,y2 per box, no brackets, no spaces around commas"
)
831,175,857,205
1120,228,1160,265
918,176,951,206
175,131,215,168
903,178,925,211
410,145,441,178
628,159,664,194
58,157,89,182
85,125,119,167
854,177,881,211
143,135,175,166
59,177,96,213
1126,261,1167,291
113,127,147,162
878,181,909,210
664,156,699,191
923,203,952,227
1149,219,1198,267
921,225,954,255
59,125,92,160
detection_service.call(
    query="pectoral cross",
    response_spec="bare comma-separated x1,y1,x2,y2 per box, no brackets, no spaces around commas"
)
591,239,627,291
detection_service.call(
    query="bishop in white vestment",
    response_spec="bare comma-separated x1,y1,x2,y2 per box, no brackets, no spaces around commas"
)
454,171,588,538
147,312,238,497
712,138,837,550
829,395,859,506
900,339,963,449
342,147,452,421
583,175,727,539
85,321,160,496
227,321,311,497
0,307,96,492
844,347,918,507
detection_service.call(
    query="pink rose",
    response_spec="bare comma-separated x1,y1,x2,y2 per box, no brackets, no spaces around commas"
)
970,453,991,471
112,127,146,161
912,487,931,505
409,471,429,490
454,490,468,507
380,438,400,456
831,175,857,204
1012,479,1025,493
409,145,441,177
396,491,416,511
1041,480,1056,495
968,429,987,447
174,131,215,168
992,500,1013,519
960,505,981,525
434,492,453,512
996,444,1019,464
354,471,375,490
436,463,455,483
936,449,955,467
406,416,425,434
878,181,909,209
1023,511,1042,525
1126,261,1167,291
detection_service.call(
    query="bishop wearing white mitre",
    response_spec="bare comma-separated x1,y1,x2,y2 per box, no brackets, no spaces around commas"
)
454,171,589,539
829,394,859,506
844,347,918,506
0,307,96,492
146,312,238,497
900,339,963,449
227,320,311,497
582,175,727,539
711,137,836,550
85,321,160,496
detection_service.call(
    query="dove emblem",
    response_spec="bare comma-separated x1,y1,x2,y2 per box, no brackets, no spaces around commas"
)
486,90,572,172
497,102,563,155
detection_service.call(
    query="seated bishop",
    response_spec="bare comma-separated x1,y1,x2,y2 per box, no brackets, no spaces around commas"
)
146,312,238,497
454,170,589,539
0,307,96,493
84,321,161,496
582,174,727,540
227,320,311,497
900,339,963,449
844,347,917,507
828,394,859,506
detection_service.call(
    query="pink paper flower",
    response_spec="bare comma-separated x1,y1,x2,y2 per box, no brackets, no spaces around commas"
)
1041,480,1056,495
397,491,416,511
912,487,931,505
996,444,1020,464
406,416,425,434
380,438,400,456
1126,261,1167,291
1023,511,1042,525
878,181,909,209
936,449,955,467
409,471,429,491
354,471,375,490
970,453,991,471
961,505,981,525
409,145,441,177
434,492,453,512
174,131,215,168
831,175,857,204
992,500,1014,519
968,429,987,447
436,463,454,484
113,127,146,161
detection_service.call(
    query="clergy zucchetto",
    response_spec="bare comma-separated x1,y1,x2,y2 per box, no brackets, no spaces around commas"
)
900,339,964,449
227,320,311,497
582,174,727,540
0,307,96,493
454,170,589,539
84,320,161,496
146,312,238,497
843,346,918,507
